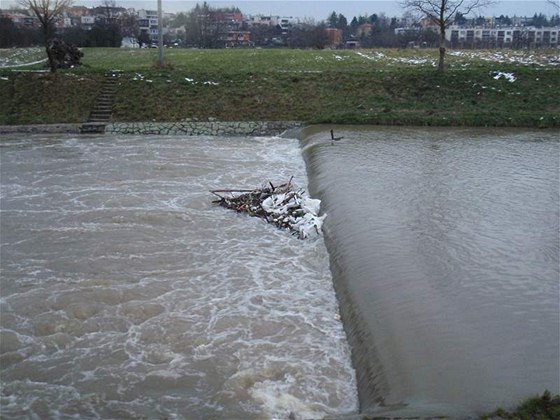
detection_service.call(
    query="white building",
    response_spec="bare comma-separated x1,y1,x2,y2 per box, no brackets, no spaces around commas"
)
244,15,298,32
80,15,96,30
447,25,560,48
138,9,159,41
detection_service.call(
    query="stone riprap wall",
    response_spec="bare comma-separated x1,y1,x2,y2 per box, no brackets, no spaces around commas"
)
0,121,304,137
105,121,303,136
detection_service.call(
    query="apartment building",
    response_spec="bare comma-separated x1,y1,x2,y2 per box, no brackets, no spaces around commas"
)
447,25,559,48
137,9,159,41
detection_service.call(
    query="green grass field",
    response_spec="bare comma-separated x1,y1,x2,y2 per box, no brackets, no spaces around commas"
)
0,47,558,126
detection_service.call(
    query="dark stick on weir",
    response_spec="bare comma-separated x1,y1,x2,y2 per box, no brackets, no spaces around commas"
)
330,129,343,145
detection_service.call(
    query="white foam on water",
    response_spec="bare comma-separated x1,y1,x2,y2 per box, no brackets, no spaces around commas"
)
0,134,358,419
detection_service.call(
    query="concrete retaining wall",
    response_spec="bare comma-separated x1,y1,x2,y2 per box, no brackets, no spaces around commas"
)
1,121,303,137
0,124,81,134
106,121,303,136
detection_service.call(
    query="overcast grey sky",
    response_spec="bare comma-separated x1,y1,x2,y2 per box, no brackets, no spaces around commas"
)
4,0,559,20
171,1,559,19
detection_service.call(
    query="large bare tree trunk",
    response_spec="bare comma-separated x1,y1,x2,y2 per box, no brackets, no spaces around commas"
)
43,26,56,73
46,46,56,73
438,28,446,72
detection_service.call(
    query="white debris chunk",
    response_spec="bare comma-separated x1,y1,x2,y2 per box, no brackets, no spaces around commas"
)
211,180,327,239
300,197,321,215
292,212,327,239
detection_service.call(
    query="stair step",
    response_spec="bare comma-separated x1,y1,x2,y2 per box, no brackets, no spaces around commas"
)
82,76,118,133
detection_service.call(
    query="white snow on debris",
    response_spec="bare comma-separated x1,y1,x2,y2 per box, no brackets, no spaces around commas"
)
261,193,326,239
493,71,516,82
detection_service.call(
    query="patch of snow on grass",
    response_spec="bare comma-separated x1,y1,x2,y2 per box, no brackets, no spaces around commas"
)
0,47,48,68
449,50,559,66
396,57,429,65
355,50,434,66
355,51,382,61
0,58,48,68
183,77,219,85
493,71,516,82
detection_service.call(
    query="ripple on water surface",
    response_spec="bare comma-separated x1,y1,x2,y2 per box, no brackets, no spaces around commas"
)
0,134,358,419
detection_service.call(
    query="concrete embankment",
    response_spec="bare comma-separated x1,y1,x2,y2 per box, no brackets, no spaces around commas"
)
0,124,82,134
0,121,303,137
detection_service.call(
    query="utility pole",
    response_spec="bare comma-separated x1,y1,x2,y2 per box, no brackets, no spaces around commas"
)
157,0,164,66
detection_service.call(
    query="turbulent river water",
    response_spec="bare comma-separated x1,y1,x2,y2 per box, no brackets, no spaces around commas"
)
302,126,559,417
1,128,558,419
0,134,357,419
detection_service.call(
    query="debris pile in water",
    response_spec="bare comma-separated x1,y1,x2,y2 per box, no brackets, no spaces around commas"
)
211,178,326,239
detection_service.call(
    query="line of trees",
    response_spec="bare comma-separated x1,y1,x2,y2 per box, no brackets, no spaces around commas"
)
0,15,126,48
3,0,559,58
328,12,440,48
166,5,440,49
0,16,43,47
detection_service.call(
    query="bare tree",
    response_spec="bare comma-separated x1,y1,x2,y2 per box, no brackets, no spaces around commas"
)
19,0,73,73
547,0,560,11
401,0,495,71
101,0,117,21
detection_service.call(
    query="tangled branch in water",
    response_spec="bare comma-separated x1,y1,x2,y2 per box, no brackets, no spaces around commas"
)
210,178,326,239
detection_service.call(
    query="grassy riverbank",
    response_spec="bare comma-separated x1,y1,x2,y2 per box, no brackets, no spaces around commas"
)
0,48,559,127
481,391,560,419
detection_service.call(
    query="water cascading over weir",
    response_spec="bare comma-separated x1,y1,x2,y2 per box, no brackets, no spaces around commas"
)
298,125,560,417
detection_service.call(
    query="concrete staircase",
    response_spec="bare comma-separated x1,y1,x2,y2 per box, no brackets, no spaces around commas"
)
80,73,118,134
